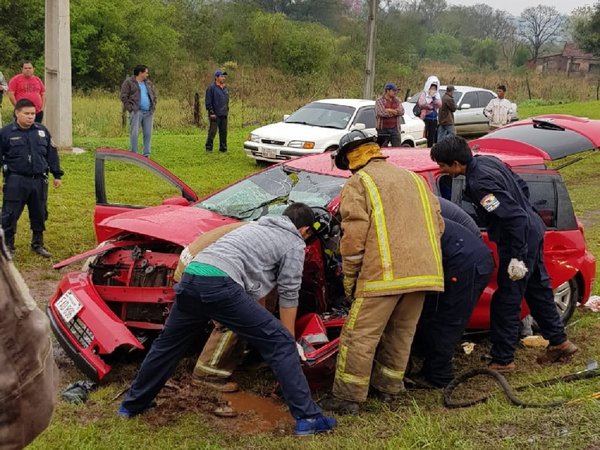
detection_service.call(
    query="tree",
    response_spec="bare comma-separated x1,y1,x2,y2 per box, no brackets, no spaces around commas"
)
424,33,460,61
471,38,498,68
572,4,600,56
519,5,566,61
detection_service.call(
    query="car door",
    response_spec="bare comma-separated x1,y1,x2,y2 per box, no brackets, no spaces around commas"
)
94,149,198,243
455,91,480,135
352,106,377,136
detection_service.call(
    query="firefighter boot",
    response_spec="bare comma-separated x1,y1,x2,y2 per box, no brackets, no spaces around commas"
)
31,232,52,258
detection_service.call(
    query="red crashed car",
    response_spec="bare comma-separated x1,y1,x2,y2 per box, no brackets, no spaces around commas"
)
48,114,598,382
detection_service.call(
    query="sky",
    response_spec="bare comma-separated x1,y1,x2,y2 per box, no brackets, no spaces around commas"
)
446,0,594,16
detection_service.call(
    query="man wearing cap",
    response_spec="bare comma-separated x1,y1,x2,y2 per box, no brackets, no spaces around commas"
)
205,69,230,153
437,85,457,142
375,83,404,147
320,131,444,414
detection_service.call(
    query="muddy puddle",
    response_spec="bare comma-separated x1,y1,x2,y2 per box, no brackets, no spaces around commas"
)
221,390,293,434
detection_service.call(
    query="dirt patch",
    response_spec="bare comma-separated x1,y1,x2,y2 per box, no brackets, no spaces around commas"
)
19,268,62,309
577,209,600,229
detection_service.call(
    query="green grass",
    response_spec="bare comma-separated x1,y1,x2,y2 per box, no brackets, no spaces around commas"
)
16,99,600,449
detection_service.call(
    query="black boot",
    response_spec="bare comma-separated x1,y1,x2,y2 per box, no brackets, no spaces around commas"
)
4,234,15,257
31,232,52,258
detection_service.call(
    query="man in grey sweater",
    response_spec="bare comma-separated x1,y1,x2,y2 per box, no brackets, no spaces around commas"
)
119,203,336,436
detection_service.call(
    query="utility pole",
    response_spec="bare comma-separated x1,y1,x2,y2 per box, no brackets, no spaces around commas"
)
44,0,73,148
363,0,377,99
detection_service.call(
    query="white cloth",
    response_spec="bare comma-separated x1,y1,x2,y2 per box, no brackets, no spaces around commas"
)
296,342,307,361
508,258,528,281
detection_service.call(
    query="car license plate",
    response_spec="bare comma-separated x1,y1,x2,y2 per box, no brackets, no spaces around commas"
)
55,290,83,323
262,147,278,159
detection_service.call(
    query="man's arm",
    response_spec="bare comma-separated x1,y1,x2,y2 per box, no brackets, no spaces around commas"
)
40,91,46,111
279,306,297,337
483,99,493,118
7,91,16,106
0,72,7,92
375,97,391,118
119,79,133,111
205,85,215,116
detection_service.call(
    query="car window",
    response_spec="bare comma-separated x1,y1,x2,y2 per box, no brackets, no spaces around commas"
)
445,172,575,230
478,91,495,109
285,102,355,130
197,166,345,220
353,107,376,129
461,92,478,108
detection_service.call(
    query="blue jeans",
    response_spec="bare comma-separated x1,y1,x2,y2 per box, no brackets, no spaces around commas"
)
376,128,401,147
121,274,322,420
437,124,455,142
129,110,153,156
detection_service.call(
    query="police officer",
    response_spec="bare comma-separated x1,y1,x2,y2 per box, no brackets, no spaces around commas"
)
430,136,577,372
413,216,494,387
0,99,63,258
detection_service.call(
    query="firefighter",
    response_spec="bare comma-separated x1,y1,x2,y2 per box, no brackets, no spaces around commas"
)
430,136,577,372
320,131,444,414
412,216,494,387
0,99,63,258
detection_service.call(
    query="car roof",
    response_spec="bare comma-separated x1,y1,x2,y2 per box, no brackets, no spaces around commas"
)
312,98,375,108
439,85,496,94
285,147,546,176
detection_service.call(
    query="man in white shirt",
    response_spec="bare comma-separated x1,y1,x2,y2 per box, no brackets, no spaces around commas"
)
484,85,516,130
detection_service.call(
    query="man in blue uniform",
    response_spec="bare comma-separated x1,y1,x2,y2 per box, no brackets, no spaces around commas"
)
430,136,577,372
413,216,494,387
205,69,229,153
0,99,63,258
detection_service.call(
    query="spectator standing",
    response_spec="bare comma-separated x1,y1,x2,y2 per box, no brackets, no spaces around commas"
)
484,84,516,130
375,82,404,147
417,75,442,148
430,136,578,373
437,85,457,142
8,62,45,123
120,65,157,158
0,70,8,127
205,69,229,153
0,99,63,258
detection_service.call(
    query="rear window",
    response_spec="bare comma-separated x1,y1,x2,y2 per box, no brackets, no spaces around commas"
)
438,172,577,231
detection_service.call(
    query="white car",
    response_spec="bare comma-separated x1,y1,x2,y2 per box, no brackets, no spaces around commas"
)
406,85,517,137
244,99,426,163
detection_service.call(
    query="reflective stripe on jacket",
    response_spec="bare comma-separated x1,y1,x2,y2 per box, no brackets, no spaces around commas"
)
339,159,444,298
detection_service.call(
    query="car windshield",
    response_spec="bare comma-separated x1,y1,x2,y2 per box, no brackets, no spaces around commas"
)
197,165,345,220
285,102,355,130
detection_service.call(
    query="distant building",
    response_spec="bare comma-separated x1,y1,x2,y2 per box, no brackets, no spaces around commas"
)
529,43,600,75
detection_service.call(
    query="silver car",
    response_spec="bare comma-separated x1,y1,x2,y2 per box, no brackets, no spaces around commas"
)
407,85,515,137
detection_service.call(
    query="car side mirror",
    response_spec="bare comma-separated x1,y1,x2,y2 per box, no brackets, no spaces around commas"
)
283,114,290,121
460,104,471,110
351,123,366,131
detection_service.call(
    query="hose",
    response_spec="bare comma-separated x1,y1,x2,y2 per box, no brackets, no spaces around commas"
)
443,367,600,409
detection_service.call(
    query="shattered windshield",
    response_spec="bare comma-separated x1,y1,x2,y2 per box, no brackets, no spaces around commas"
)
197,165,345,220
285,102,355,129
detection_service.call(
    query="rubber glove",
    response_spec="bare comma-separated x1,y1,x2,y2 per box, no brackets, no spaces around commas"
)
296,342,307,361
508,258,528,281
342,274,357,299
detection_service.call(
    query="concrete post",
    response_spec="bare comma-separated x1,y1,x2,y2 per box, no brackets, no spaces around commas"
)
44,0,73,148
363,0,377,100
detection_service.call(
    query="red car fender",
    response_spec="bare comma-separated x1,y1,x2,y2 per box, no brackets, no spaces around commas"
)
48,272,144,381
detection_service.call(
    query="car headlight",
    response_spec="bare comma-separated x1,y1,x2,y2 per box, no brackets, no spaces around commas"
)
288,141,315,149
248,134,261,143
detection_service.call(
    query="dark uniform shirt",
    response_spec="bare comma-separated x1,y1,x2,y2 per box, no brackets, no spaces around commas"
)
441,218,494,278
464,155,543,261
438,196,481,237
205,83,229,117
0,122,63,179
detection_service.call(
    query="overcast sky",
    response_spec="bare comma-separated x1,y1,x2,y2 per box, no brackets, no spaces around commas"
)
446,0,594,16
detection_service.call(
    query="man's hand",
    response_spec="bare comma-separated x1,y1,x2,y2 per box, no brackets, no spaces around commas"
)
209,114,217,120
296,342,307,362
508,258,528,281
53,179,62,188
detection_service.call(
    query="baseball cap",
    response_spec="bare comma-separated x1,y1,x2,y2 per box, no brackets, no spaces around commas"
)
385,83,397,91
214,69,227,77
446,85,455,92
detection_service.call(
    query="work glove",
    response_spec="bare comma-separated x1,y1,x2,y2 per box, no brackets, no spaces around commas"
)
296,342,307,362
507,258,528,281
342,274,357,299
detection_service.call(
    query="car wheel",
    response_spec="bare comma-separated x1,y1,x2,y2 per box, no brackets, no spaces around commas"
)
554,278,578,323
325,146,338,152
401,141,414,147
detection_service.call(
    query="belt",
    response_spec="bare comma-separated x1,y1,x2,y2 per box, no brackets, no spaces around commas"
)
11,172,47,179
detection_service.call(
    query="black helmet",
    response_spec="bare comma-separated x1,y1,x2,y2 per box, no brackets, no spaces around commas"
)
333,130,378,170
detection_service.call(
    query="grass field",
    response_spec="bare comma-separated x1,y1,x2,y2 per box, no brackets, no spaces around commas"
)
13,99,600,449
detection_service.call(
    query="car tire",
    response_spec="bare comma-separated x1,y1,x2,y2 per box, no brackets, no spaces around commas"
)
325,146,338,152
554,278,578,324
401,141,414,147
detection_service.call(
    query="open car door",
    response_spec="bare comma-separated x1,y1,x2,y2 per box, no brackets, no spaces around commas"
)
473,115,600,160
94,149,198,243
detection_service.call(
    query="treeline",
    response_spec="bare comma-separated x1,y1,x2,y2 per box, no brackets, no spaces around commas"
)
0,0,593,95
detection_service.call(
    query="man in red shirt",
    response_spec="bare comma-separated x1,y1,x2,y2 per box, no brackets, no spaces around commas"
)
8,61,46,123
375,83,404,147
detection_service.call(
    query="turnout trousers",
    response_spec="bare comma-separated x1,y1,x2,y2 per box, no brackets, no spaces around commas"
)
491,238,567,364
121,274,321,420
332,292,425,402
